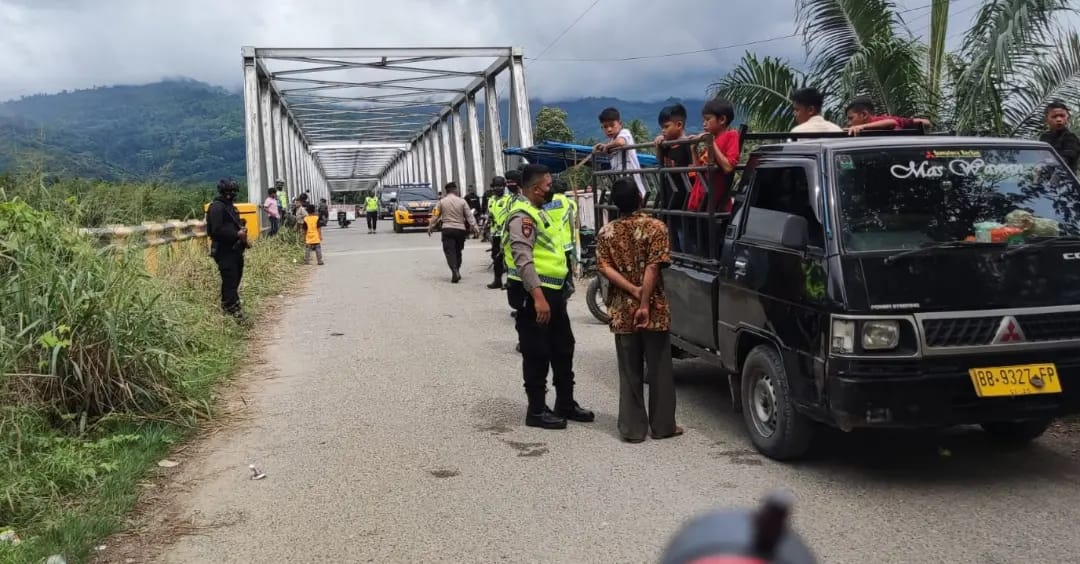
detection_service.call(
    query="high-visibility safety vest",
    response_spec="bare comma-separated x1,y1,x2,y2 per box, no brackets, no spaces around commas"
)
503,200,569,290
543,193,577,252
365,197,379,212
492,193,520,237
488,193,507,232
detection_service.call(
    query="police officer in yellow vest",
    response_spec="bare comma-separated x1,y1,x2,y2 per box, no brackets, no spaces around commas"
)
542,177,578,290
488,170,524,290
364,192,380,233
505,164,594,429
486,175,509,289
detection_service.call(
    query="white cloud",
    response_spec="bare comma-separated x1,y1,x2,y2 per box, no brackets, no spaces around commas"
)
0,0,809,102
2,0,1033,103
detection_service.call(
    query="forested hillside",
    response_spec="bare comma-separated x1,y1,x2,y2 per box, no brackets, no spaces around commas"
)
0,80,704,183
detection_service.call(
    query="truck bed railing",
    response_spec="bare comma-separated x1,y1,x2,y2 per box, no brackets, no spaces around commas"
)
585,125,932,262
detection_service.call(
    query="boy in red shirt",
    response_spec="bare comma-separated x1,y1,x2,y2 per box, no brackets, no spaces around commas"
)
687,98,740,215
845,96,931,135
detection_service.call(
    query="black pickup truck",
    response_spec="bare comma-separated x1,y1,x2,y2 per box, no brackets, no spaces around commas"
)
596,132,1080,460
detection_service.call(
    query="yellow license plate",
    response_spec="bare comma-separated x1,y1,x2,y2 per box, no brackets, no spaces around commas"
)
968,363,1063,398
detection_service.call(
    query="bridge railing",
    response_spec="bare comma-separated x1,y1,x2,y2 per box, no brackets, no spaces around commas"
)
79,219,208,275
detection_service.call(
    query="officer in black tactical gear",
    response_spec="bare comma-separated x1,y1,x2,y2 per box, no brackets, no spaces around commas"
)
206,178,250,320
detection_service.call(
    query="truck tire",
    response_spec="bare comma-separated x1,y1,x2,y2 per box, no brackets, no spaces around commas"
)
981,419,1052,444
586,276,610,325
393,221,403,233
740,345,814,460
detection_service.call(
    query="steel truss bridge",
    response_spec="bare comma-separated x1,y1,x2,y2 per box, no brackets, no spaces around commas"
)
241,46,533,209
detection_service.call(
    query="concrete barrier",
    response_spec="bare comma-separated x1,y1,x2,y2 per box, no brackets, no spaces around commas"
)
80,219,208,275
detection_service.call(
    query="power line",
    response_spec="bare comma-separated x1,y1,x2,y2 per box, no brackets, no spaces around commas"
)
525,0,957,64
528,0,602,65
527,32,800,63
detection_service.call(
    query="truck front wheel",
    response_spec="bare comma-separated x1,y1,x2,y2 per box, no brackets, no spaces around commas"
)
981,419,1052,444
740,345,814,460
585,277,610,325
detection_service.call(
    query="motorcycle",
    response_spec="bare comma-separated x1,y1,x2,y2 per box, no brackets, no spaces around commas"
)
336,210,352,228
578,227,610,325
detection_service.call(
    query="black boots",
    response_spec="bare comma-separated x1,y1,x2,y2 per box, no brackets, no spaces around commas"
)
526,408,567,430
555,400,595,423
487,281,503,289
525,391,594,429
451,268,461,283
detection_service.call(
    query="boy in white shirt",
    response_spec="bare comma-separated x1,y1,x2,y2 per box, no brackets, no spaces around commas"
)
594,107,647,198
790,88,843,133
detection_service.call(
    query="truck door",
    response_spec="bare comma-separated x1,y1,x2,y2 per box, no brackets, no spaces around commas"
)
716,160,829,387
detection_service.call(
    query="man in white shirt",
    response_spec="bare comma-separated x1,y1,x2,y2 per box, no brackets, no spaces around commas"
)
790,88,843,133
594,107,647,197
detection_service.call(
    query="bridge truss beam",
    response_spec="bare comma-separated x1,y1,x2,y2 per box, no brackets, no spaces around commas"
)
241,46,533,219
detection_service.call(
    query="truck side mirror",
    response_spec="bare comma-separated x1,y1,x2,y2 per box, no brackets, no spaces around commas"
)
781,215,809,251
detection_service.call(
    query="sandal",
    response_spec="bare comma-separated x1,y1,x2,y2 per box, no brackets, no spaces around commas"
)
652,426,685,440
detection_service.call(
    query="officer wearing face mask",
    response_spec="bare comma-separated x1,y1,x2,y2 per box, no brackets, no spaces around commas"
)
206,178,250,320
504,163,594,430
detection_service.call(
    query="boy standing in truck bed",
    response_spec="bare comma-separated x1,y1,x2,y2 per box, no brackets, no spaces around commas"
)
594,107,647,198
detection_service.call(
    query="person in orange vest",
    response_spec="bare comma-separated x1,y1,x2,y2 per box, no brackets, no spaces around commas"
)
301,204,325,265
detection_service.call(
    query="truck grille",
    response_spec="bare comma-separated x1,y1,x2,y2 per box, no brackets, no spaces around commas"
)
922,317,999,347
1016,311,1080,342
923,311,1080,347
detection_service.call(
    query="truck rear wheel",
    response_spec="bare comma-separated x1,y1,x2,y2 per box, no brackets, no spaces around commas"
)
981,419,1052,444
740,345,814,460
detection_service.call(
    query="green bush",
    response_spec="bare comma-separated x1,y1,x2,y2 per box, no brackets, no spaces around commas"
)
0,172,220,228
0,186,302,562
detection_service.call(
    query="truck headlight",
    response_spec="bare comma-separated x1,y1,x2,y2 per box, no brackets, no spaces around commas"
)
831,320,855,354
862,320,900,350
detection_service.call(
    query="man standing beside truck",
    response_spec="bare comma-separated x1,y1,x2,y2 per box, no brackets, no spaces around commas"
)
597,178,681,443
505,164,594,429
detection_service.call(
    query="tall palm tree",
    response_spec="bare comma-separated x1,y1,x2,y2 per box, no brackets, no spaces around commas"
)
711,0,1080,136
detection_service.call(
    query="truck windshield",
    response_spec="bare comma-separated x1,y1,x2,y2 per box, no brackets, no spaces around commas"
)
835,146,1080,252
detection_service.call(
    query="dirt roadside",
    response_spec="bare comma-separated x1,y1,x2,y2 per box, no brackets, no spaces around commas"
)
90,277,311,564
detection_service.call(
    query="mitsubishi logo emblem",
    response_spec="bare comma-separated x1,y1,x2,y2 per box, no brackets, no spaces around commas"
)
992,316,1026,344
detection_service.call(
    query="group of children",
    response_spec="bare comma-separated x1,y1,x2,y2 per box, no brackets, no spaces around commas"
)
590,89,1079,250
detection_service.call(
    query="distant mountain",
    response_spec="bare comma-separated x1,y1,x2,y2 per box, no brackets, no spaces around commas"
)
0,80,705,184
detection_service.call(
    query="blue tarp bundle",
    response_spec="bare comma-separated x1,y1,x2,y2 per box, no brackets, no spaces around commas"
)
503,141,659,173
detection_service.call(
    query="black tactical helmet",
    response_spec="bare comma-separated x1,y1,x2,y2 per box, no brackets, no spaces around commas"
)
505,169,522,186
217,178,240,193
491,175,507,187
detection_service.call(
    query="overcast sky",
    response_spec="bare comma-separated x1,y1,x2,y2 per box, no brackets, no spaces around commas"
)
1,0,988,103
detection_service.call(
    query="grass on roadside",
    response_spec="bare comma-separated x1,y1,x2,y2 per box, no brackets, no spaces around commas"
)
0,199,303,564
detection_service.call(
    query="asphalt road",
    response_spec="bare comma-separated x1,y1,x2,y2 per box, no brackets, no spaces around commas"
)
156,224,1080,564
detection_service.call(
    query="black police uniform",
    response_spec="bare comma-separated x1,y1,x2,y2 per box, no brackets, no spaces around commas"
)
206,195,247,316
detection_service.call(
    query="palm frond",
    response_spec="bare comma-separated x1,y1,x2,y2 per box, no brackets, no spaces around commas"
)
797,0,924,112
708,52,809,133
955,0,1075,133
838,37,928,116
1005,31,1080,137
926,0,951,120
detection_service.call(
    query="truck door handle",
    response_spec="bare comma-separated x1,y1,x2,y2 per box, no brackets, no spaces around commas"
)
734,258,747,276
